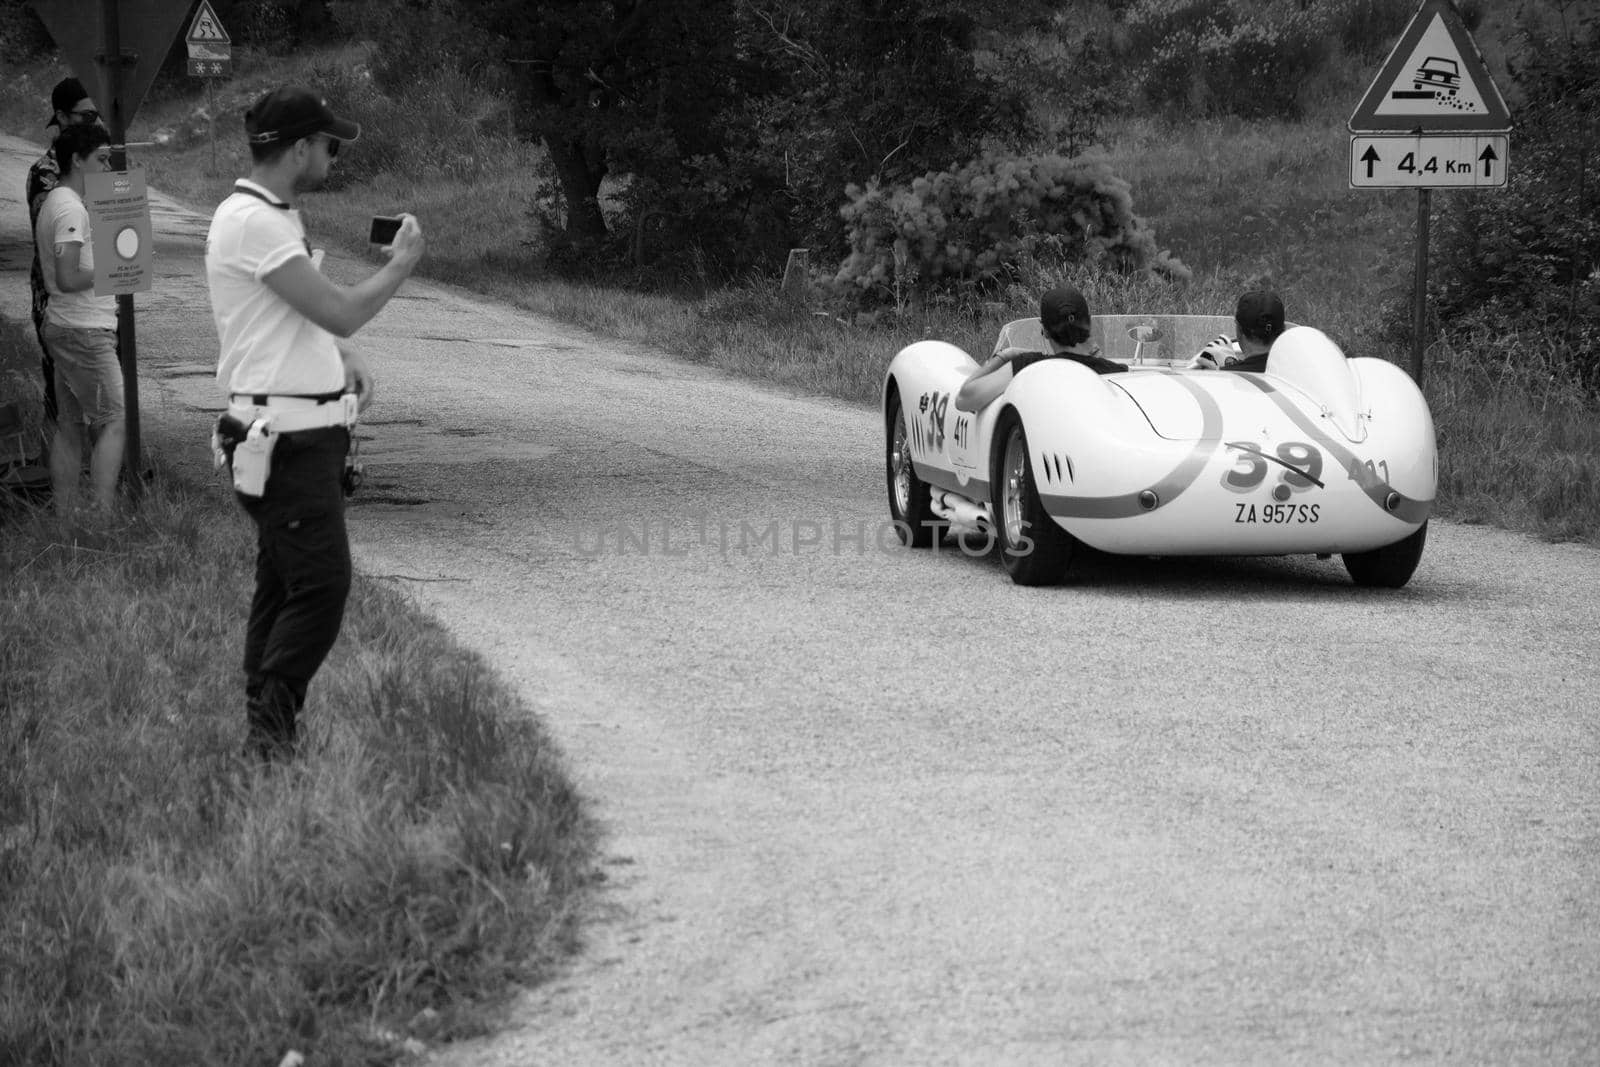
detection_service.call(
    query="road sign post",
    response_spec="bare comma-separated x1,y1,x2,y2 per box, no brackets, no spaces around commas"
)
29,0,195,498
184,0,232,173
1413,188,1430,392
1348,0,1512,387
100,0,145,496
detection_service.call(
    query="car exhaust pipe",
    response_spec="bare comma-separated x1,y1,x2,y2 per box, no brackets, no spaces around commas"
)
931,491,992,534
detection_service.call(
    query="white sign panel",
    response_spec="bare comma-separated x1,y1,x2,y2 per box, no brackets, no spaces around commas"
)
84,169,154,295
1350,134,1509,189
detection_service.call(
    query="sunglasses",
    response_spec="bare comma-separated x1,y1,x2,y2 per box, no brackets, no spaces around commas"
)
315,134,340,158
71,108,99,123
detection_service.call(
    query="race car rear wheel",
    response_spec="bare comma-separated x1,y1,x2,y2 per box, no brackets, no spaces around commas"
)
1343,520,1427,588
993,413,1073,585
886,389,935,548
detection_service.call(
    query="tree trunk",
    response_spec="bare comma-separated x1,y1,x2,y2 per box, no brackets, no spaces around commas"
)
544,136,608,241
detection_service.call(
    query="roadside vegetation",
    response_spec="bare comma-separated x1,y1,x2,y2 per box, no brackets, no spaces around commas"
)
4,0,1589,541
0,311,596,1063
0,0,1596,1062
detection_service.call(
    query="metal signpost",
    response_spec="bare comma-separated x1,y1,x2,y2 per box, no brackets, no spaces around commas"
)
28,0,195,498
1348,0,1512,387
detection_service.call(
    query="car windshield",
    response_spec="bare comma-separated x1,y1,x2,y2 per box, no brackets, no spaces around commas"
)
1091,315,1238,363
994,315,1241,365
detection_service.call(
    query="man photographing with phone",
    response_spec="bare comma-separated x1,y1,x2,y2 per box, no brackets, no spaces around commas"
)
205,84,425,763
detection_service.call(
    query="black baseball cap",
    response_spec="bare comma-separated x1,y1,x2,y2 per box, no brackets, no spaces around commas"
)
1040,285,1091,345
45,77,91,126
1235,291,1285,341
245,86,360,146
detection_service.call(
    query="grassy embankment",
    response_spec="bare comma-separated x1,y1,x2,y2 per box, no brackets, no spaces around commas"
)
0,67,599,1067
0,309,597,1065
9,40,1586,543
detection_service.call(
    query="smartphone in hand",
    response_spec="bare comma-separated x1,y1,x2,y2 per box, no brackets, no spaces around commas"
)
368,215,403,245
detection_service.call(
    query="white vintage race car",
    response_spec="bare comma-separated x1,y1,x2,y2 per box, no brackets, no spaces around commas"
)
882,314,1435,587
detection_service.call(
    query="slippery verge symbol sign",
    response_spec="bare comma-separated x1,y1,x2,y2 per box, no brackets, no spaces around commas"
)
1349,0,1510,133
186,0,230,44
186,0,232,77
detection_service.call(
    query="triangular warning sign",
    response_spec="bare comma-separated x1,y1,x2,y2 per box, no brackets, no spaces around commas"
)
1349,0,1510,133
186,0,231,45
32,0,196,128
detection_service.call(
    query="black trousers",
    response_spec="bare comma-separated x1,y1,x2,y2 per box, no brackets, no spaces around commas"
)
236,426,351,756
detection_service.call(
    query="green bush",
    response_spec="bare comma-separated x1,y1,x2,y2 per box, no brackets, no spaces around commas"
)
1327,0,1423,55
328,0,486,93
1427,2,1600,386
0,0,53,57
833,151,1189,306
1004,24,1121,158
209,0,338,51
1120,0,1336,119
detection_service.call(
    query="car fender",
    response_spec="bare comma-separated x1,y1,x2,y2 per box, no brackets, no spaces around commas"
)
993,359,1177,509
1266,326,1365,441
883,341,976,411
1347,356,1437,519
1228,352,1435,527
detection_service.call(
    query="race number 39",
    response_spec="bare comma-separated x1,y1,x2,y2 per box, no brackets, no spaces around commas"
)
1223,440,1324,500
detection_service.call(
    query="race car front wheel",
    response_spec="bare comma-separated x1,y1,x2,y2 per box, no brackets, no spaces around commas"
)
885,389,935,548
993,413,1073,585
1343,520,1427,588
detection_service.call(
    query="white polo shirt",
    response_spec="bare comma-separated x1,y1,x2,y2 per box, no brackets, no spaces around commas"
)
34,186,116,330
205,179,342,397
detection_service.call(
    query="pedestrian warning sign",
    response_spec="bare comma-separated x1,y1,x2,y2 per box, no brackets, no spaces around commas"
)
186,0,230,44
1349,0,1510,133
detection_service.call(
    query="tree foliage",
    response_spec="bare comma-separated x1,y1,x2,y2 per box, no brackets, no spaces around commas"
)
835,152,1190,305
1429,1,1600,382
338,0,1044,280
0,0,53,56
734,1,1036,250
1106,0,1473,120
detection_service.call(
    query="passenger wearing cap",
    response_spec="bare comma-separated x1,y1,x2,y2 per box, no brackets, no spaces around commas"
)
955,285,1126,413
204,85,426,763
26,76,105,426
1187,291,1287,372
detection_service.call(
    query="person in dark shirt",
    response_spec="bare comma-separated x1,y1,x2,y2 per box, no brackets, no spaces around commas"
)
26,77,105,425
1188,290,1286,373
955,285,1125,412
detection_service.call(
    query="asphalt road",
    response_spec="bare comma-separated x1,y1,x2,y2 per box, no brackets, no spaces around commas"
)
3,134,1597,1065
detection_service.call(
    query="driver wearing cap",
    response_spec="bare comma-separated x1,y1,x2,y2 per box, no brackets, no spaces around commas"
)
1188,291,1287,372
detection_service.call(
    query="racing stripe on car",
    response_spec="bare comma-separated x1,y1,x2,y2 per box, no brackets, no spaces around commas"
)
1232,374,1433,523
1037,374,1223,518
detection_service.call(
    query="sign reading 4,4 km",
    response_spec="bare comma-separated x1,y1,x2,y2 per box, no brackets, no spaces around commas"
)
1350,133,1508,188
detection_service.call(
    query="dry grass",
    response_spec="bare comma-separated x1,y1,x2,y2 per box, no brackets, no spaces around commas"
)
0,300,595,1065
